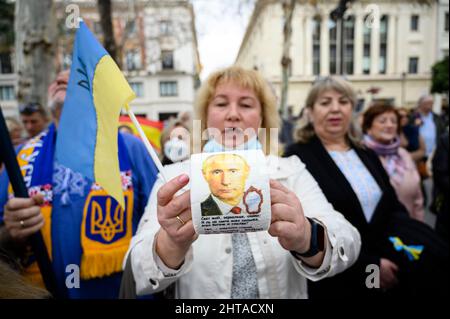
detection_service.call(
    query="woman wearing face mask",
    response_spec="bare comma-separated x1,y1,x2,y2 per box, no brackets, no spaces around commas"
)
160,120,191,165
362,104,424,222
124,66,361,299
284,76,448,298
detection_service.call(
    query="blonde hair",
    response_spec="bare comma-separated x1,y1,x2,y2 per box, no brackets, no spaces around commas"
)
194,66,279,155
295,76,359,145
0,260,50,299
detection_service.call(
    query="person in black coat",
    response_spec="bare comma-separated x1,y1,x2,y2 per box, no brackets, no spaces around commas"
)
432,130,449,243
284,76,448,298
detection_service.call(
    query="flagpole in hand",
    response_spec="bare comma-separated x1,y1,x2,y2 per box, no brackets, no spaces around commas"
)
0,106,62,298
125,105,168,182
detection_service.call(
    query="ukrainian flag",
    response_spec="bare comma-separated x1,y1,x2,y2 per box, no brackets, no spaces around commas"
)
55,21,134,208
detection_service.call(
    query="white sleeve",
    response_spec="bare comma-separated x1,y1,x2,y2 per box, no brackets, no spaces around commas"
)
282,156,361,281
123,176,194,296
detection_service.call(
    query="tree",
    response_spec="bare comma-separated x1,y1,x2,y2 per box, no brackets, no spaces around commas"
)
280,0,296,119
0,0,14,74
431,56,449,94
15,0,57,106
97,0,120,67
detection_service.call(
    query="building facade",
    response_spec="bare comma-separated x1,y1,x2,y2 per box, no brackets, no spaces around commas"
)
235,0,449,114
0,0,201,121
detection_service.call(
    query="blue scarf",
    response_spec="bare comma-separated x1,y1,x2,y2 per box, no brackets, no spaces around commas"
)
10,124,135,286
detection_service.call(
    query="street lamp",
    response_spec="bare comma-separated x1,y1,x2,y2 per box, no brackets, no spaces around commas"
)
330,0,353,75
401,72,406,106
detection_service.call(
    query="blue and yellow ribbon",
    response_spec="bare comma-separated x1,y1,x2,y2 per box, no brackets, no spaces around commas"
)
389,236,424,261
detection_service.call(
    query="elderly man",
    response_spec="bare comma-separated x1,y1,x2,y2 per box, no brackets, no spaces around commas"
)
416,95,446,158
201,153,250,216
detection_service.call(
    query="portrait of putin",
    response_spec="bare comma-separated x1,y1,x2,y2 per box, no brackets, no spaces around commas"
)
201,153,250,216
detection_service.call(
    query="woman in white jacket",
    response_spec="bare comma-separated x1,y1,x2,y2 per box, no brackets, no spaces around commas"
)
125,66,361,299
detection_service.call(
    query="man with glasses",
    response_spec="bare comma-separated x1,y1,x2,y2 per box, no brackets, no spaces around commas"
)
19,102,49,139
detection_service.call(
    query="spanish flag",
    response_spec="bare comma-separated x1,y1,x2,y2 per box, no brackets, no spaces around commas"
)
55,21,134,209
119,115,163,152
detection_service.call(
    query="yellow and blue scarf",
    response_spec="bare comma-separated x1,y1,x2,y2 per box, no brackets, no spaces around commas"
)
10,124,134,285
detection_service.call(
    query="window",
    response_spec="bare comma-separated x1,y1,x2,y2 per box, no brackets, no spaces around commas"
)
363,15,371,74
329,18,337,74
0,52,13,74
159,81,178,97
408,57,419,74
445,12,449,32
126,50,141,71
411,15,419,31
160,20,173,36
161,50,174,70
159,112,178,122
0,85,15,101
130,82,143,97
379,15,388,74
127,21,136,34
343,15,355,75
312,16,321,75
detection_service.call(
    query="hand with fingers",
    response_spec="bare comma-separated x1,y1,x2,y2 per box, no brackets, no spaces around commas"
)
3,195,45,242
155,174,198,270
380,258,399,290
269,179,326,267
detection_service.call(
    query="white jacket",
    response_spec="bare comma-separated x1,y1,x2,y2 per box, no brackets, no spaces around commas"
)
125,155,361,299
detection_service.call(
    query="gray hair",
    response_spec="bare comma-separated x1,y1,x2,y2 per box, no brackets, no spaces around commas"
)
417,94,433,107
294,76,361,145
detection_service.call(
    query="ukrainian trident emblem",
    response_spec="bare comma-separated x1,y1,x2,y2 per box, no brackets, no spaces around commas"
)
91,197,125,242
84,190,131,243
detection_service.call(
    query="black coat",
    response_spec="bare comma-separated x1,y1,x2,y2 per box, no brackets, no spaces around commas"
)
284,136,448,298
201,195,223,216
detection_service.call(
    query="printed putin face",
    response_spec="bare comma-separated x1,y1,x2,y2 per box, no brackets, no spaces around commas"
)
202,154,250,206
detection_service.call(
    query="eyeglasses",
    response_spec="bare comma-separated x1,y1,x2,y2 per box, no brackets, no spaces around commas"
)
19,103,43,115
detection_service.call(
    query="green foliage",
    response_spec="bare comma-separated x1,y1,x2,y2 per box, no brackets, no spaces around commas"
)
0,0,14,51
431,56,449,94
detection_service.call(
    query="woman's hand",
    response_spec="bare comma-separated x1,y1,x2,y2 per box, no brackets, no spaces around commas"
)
155,174,198,269
269,179,326,267
3,195,45,242
380,258,399,289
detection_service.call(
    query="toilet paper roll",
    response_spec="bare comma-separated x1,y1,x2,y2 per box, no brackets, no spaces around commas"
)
190,149,271,234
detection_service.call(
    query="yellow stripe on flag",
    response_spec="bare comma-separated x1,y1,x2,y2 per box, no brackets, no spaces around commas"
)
93,55,135,209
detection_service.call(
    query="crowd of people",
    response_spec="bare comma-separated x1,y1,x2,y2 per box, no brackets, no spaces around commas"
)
0,65,448,299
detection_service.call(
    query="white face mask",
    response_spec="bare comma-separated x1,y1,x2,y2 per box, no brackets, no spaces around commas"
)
164,137,190,163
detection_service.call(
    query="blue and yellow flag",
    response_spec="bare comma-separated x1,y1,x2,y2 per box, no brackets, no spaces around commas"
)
56,21,135,208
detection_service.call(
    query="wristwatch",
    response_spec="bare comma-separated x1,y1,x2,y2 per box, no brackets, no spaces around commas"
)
290,217,325,259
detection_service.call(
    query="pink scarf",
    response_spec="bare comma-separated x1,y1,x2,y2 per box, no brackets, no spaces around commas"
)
363,134,406,183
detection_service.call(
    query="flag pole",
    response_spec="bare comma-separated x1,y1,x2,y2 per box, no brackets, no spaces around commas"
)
125,105,167,182
0,106,62,298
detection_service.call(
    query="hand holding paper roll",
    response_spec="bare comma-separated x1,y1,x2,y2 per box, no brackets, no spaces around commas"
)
155,174,198,269
191,150,272,234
